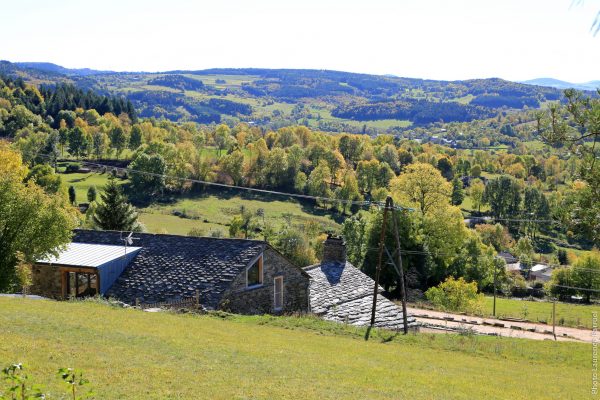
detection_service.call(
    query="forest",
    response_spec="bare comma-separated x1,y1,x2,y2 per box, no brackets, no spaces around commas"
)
1,68,599,303
1,61,584,134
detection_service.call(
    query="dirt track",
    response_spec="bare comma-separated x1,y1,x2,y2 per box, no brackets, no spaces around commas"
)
408,307,594,343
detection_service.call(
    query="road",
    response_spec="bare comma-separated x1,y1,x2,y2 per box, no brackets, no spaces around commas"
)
408,307,594,343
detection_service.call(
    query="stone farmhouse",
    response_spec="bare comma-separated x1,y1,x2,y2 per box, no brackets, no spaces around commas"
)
31,230,413,329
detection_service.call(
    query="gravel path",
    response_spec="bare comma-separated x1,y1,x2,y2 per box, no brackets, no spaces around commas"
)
408,307,594,343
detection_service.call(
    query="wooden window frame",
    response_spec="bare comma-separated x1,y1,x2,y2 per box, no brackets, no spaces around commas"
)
273,276,283,311
58,266,100,299
246,255,263,288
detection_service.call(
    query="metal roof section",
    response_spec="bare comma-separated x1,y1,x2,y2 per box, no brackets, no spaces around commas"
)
37,243,142,268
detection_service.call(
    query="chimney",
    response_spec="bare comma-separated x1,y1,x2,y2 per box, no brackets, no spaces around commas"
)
322,234,346,264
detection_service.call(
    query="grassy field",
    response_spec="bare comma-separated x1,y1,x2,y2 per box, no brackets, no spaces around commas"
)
58,171,340,235
484,296,600,329
60,172,125,204
0,298,590,399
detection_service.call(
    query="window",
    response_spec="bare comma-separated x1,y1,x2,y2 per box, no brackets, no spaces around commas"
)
64,270,98,298
274,276,283,311
246,256,263,287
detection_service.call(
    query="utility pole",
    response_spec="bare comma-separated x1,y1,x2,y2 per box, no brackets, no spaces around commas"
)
552,298,557,341
390,197,409,335
369,198,390,328
493,260,498,317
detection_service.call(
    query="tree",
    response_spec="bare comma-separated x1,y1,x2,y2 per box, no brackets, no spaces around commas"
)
273,228,316,267
335,172,362,214
390,162,451,216
338,134,363,164
470,164,482,178
377,144,400,173
87,186,97,203
436,157,454,180
129,153,167,196
356,159,380,193
538,90,600,245
129,125,143,150
0,146,77,291
219,150,245,185
93,176,139,231
25,164,62,195
341,214,368,267
214,124,233,157
522,186,550,241
68,186,76,205
68,126,90,158
91,130,109,159
451,177,465,206
264,148,288,187
307,161,332,202
483,175,521,221
474,223,514,251
425,277,484,314
570,252,600,303
469,179,485,212
109,126,128,159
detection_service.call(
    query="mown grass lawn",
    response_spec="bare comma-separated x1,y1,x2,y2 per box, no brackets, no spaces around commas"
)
484,296,600,329
0,298,589,399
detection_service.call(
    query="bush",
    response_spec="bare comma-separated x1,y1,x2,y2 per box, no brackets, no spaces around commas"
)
425,277,484,314
64,163,81,173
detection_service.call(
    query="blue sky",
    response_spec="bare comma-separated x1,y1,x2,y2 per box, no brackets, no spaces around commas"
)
1,0,598,82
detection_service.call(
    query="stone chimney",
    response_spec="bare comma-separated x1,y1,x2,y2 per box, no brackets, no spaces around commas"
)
322,234,346,264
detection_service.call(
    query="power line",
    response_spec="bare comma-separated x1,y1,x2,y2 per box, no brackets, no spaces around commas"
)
39,154,411,211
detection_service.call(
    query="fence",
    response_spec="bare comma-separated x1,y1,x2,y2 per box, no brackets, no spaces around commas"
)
136,290,202,311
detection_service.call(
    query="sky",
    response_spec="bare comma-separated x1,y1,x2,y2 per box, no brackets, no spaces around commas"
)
1,0,599,82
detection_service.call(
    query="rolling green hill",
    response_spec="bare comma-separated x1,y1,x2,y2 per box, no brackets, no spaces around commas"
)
1,60,571,134
0,297,589,399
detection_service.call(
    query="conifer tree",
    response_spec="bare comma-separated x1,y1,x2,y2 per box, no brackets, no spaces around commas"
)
93,177,139,231
68,185,76,205
451,177,465,206
87,186,97,203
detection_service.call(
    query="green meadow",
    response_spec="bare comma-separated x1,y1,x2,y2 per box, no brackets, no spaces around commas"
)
0,298,590,400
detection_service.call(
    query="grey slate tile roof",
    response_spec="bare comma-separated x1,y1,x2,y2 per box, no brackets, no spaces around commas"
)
72,230,265,308
305,261,416,330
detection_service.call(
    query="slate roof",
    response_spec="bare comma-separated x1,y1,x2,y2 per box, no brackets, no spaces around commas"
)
72,230,265,308
305,261,416,330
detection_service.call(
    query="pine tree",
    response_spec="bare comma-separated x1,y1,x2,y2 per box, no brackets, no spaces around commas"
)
451,177,465,206
68,185,76,205
87,186,97,203
93,177,139,231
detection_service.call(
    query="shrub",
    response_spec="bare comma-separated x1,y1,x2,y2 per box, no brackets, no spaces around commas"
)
425,277,484,314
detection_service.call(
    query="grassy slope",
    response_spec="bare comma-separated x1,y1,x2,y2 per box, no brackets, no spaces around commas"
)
0,298,589,400
484,296,600,328
60,172,340,235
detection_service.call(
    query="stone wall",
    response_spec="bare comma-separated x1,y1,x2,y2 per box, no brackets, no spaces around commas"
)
31,264,62,299
221,247,310,314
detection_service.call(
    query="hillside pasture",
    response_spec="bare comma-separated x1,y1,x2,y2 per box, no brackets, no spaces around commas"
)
0,298,589,400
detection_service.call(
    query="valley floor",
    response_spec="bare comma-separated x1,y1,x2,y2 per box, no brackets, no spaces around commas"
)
0,298,591,399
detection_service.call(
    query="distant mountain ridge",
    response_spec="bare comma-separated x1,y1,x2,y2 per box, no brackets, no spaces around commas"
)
15,62,115,76
1,60,591,133
521,78,600,91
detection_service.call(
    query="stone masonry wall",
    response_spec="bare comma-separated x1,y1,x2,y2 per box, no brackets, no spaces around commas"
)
220,248,310,314
31,264,62,299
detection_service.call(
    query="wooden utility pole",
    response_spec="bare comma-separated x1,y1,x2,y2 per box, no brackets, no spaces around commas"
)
369,196,410,336
369,198,390,328
552,298,557,341
493,261,498,317
390,197,409,335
